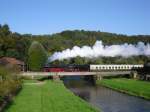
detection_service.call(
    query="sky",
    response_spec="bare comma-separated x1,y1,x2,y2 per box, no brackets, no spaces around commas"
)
0,0,150,35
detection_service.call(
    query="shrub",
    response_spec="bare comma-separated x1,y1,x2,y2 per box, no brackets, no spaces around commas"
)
0,66,22,105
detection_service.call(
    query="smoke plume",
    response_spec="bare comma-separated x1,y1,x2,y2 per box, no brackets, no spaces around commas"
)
48,41,150,62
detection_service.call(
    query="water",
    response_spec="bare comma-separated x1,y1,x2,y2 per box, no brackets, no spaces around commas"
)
62,76,150,112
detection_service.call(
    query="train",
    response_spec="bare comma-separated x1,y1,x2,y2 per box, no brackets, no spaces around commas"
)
43,64,144,72
43,64,90,72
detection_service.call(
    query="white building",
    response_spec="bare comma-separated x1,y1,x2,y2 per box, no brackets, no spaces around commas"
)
90,64,144,71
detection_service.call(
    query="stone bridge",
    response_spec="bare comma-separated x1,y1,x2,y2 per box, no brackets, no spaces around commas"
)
21,64,144,80
21,70,137,80
21,71,132,76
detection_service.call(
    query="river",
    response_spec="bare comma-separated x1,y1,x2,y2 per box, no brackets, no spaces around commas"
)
62,76,150,112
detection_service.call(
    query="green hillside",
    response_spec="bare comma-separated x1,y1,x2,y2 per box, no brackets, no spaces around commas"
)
0,24,150,65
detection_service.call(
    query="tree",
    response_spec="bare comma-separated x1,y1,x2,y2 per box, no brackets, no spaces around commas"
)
6,49,20,58
74,56,84,64
0,24,10,36
28,41,47,71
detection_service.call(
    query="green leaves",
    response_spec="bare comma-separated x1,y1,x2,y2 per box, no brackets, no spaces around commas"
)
0,66,22,102
28,41,48,71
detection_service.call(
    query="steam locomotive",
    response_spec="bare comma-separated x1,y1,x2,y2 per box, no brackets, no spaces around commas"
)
43,64,90,72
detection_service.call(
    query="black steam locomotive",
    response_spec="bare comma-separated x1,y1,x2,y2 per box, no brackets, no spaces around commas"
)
137,62,150,80
43,64,90,72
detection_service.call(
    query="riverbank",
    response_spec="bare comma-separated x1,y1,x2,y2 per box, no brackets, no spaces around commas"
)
3,80,99,112
96,78,150,100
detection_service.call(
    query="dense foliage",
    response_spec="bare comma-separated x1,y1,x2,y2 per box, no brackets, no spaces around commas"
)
0,66,22,104
28,41,47,71
0,24,150,65
0,24,31,61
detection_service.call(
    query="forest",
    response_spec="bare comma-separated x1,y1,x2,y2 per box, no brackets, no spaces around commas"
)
0,24,150,65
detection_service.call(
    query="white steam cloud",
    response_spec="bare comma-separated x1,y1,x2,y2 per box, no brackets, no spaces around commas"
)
48,41,150,62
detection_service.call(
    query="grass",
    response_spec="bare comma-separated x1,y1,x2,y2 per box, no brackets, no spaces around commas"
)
96,78,150,100
4,80,99,112
23,79,39,83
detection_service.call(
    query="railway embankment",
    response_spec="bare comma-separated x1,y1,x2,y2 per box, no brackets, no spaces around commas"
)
96,78,150,100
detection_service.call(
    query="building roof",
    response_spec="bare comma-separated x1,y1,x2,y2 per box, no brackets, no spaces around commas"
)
0,57,24,65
